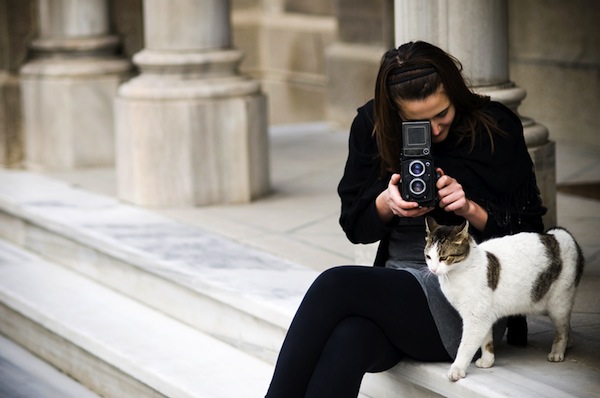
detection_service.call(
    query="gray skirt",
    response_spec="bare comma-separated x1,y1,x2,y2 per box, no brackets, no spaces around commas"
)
385,220,506,359
385,260,463,359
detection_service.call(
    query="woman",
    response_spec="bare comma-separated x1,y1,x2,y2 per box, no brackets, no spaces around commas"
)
265,41,546,397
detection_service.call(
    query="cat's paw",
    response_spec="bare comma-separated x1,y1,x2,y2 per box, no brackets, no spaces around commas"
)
475,355,495,368
548,351,565,362
447,365,466,381
475,347,495,368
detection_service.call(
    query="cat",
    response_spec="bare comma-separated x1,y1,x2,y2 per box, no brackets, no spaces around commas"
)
424,216,585,381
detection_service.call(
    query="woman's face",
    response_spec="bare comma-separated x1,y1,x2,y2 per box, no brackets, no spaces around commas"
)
396,86,455,144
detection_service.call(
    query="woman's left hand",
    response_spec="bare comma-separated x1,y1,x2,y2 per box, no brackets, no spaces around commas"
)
436,168,488,231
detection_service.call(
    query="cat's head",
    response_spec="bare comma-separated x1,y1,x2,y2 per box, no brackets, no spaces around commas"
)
424,216,472,275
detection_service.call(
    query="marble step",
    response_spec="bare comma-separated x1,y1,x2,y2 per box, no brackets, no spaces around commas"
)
0,334,100,398
0,169,318,364
0,239,273,398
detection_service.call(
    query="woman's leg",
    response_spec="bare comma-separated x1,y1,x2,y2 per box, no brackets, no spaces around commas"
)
265,266,450,398
304,316,402,398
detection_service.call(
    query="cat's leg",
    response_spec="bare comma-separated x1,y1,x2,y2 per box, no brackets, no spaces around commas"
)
547,305,572,362
448,319,492,381
474,328,495,368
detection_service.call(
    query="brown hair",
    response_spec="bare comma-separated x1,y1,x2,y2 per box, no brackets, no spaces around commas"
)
373,41,502,173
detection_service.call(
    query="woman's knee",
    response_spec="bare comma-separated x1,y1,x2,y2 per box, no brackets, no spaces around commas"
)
311,265,364,293
326,317,400,372
330,316,376,344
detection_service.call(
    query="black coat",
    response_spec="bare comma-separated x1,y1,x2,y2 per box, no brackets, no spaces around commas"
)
337,99,546,267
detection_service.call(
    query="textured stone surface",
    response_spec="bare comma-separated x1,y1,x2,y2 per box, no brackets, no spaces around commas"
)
0,241,274,398
21,60,129,170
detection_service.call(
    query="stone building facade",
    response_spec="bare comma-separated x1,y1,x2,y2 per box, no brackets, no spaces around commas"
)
1,0,599,225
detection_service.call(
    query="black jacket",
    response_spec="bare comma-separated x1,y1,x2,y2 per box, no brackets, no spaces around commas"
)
337,99,546,266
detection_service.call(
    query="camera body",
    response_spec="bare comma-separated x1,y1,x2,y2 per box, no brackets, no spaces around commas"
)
400,121,437,207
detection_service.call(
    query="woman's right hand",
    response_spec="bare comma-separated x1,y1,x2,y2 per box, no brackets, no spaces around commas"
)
376,173,433,223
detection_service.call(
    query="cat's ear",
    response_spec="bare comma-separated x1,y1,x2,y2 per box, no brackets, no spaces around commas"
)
459,221,470,236
425,216,438,233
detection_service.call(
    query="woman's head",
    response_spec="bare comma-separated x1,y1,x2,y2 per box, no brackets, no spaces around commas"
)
375,41,482,118
374,41,493,172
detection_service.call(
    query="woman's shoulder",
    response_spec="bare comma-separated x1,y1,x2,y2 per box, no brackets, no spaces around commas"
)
349,99,378,147
484,101,522,131
355,99,376,127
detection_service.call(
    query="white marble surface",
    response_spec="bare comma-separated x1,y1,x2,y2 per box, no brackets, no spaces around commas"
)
0,334,100,398
144,0,230,50
38,0,109,37
115,80,269,207
0,169,315,327
0,240,273,398
21,60,129,170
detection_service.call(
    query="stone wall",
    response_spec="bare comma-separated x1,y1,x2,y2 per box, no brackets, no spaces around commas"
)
325,0,394,130
508,0,600,149
232,0,336,124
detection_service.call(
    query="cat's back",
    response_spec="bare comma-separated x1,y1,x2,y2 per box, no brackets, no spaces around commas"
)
478,231,555,275
478,228,583,280
478,231,541,254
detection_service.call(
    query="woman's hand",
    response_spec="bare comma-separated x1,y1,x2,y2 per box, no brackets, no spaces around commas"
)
376,173,433,223
436,168,488,231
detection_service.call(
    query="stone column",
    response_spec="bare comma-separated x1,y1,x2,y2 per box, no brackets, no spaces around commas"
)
394,0,556,228
116,0,270,206
20,0,130,170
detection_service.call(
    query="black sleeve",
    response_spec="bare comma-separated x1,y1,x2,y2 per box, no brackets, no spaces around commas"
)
337,101,396,244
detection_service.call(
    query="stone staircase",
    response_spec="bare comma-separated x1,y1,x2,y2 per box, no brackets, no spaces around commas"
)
0,169,598,397
0,240,273,397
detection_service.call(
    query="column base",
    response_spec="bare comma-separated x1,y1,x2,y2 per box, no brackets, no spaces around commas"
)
115,87,270,207
20,57,130,170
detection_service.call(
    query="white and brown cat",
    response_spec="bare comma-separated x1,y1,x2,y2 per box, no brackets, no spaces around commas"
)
424,216,585,381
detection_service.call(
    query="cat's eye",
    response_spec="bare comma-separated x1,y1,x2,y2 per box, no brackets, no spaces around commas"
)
441,254,464,263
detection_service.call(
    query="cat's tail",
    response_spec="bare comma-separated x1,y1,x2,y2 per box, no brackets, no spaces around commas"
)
546,227,585,286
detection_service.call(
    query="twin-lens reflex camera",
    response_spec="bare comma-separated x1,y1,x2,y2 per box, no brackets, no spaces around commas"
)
400,121,438,207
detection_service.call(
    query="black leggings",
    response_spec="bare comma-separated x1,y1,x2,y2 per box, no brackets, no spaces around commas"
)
265,266,451,398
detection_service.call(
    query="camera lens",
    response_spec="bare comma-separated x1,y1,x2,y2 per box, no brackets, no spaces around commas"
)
409,160,425,177
410,178,427,195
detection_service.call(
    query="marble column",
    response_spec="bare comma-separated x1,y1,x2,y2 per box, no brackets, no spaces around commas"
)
116,0,270,207
20,0,130,170
394,0,557,228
